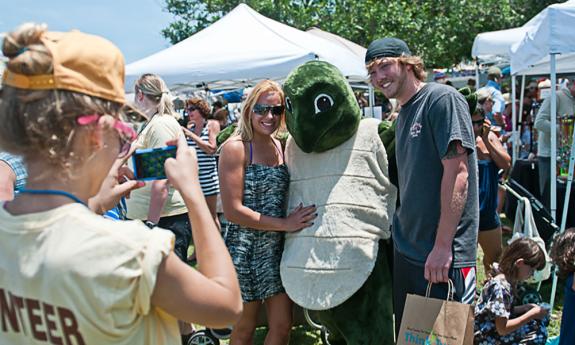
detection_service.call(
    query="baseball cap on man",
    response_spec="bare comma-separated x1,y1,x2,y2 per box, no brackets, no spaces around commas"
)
365,37,411,64
2,30,141,114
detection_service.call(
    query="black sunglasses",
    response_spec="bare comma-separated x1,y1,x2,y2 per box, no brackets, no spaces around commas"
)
252,104,284,116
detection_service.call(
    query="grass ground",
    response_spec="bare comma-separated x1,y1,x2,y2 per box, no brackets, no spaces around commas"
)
190,215,565,344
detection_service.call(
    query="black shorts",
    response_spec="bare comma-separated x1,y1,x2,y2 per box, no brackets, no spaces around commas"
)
158,213,192,261
479,209,501,231
392,249,476,337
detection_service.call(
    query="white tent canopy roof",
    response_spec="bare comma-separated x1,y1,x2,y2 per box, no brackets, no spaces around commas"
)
471,27,529,59
125,4,367,91
511,0,575,75
306,27,366,60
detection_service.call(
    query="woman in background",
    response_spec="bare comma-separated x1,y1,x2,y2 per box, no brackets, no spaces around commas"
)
181,97,221,229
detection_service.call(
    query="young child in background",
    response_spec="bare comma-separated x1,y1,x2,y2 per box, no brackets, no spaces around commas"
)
474,238,549,344
550,228,575,345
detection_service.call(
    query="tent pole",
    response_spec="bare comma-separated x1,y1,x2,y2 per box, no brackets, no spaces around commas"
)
550,53,558,224
547,53,558,310
512,75,518,164
475,57,480,88
518,75,525,131
368,85,375,118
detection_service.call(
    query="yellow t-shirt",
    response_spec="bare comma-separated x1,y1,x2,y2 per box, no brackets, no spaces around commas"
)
127,114,188,220
0,203,180,345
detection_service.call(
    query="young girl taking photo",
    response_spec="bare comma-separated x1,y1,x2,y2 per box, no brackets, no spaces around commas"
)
474,238,549,344
0,23,241,345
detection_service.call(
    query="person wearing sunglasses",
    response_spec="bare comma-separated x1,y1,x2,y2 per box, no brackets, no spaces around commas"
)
0,24,241,345
181,98,221,231
470,98,511,276
219,80,317,345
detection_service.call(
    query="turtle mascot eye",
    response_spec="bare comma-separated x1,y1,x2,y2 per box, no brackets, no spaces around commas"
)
314,93,334,114
281,60,398,345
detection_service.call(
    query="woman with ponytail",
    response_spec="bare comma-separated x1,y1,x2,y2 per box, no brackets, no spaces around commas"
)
128,74,191,259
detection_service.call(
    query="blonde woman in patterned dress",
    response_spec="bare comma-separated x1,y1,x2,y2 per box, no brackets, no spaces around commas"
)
219,80,317,345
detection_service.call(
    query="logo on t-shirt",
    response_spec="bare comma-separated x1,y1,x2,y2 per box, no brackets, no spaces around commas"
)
409,122,422,138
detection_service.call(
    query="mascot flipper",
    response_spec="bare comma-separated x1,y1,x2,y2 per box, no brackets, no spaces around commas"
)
281,61,397,345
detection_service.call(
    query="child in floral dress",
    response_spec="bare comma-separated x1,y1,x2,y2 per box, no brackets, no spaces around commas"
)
474,238,549,344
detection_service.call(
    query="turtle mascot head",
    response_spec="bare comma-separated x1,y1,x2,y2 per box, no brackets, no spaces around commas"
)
283,61,361,153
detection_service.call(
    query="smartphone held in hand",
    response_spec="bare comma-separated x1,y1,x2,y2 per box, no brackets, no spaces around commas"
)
132,146,177,180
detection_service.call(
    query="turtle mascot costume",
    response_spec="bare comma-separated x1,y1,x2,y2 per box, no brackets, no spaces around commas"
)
281,60,397,345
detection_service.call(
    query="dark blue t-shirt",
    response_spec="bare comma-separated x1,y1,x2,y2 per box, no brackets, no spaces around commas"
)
393,83,479,268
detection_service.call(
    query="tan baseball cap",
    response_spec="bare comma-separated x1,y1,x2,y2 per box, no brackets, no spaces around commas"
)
2,30,127,105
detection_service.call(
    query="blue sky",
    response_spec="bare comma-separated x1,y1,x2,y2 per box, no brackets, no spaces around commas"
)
0,0,174,63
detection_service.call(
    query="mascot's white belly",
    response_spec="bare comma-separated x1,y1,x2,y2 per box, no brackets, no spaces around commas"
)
281,118,397,310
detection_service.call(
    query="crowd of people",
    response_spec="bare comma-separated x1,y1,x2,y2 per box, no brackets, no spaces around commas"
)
0,22,574,345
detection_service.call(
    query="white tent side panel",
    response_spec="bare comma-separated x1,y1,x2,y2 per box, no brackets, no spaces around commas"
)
515,53,575,76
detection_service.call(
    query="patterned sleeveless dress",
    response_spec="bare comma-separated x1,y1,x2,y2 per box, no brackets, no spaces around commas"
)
224,141,289,302
187,124,219,196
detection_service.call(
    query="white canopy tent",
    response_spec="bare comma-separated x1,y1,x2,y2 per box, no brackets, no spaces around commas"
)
508,0,575,311
125,4,367,91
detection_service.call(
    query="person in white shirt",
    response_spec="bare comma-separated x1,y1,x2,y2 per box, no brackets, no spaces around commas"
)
534,78,575,199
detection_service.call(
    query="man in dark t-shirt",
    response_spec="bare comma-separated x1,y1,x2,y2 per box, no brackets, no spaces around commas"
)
365,38,479,336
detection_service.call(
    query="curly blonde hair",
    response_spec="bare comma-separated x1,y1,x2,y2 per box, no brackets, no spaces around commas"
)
0,23,122,171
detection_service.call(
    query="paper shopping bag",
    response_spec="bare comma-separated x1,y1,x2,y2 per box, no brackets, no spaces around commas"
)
397,282,474,345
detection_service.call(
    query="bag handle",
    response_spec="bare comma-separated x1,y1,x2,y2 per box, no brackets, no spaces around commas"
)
425,279,455,301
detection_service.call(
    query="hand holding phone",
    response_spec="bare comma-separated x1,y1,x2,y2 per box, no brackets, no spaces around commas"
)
163,135,200,196
132,146,178,181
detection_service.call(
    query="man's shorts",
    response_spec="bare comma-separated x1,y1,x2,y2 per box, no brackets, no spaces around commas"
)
392,249,476,336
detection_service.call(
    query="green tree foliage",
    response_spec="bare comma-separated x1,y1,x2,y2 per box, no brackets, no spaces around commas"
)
162,0,565,67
